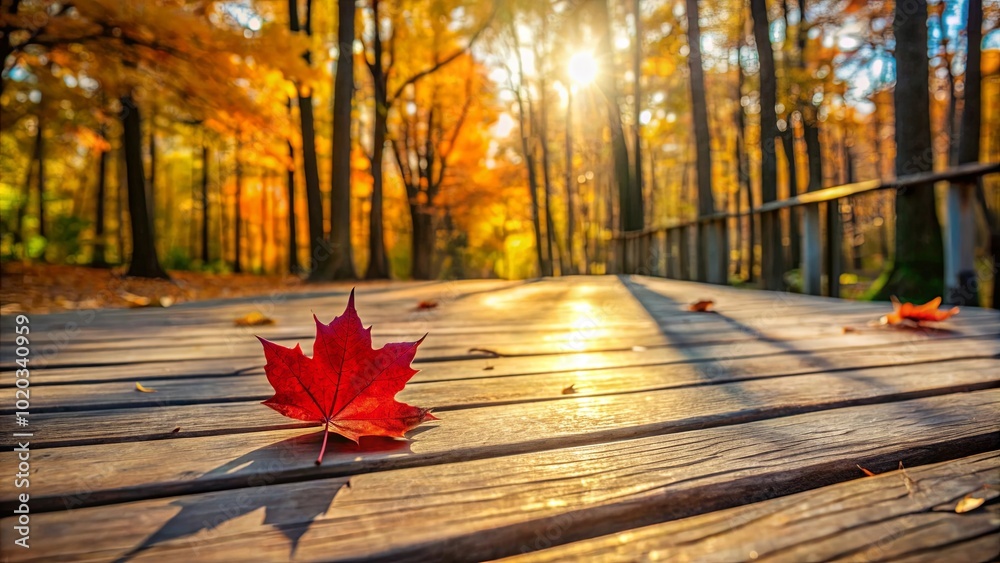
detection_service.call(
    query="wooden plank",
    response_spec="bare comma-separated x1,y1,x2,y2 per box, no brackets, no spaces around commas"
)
14,338,997,414
7,301,995,370
10,329,996,388
21,354,1000,447
8,274,997,369
4,366,997,510
3,393,998,562
504,452,1000,563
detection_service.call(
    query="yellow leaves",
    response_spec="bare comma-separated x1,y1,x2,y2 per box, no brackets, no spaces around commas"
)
70,126,112,152
135,382,157,393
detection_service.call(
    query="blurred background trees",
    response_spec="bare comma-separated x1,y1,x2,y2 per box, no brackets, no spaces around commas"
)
2,0,998,303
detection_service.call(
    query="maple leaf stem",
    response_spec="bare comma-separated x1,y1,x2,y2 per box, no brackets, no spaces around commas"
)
316,422,330,466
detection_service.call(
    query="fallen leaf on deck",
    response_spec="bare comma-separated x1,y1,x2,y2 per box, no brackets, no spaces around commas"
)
171,427,181,434
562,384,577,395
120,291,152,308
235,312,275,327
955,494,986,513
135,383,157,393
688,300,714,312
483,363,495,371
842,326,857,334
857,464,876,476
258,289,435,465
159,296,175,308
415,300,438,310
881,296,959,326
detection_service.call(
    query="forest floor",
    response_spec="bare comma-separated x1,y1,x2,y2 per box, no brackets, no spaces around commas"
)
0,262,336,314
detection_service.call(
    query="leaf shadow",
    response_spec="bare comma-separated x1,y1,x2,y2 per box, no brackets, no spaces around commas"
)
115,429,418,562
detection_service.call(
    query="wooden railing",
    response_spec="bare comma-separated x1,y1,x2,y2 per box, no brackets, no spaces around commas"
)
612,161,1000,299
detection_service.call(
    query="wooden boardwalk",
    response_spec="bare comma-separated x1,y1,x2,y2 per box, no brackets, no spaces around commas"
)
1,275,998,561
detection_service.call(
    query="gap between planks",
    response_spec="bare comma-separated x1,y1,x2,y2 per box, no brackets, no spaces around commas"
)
4,374,999,513
2,394,997,562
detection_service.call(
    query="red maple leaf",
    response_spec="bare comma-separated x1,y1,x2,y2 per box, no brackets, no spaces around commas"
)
257,290,436,464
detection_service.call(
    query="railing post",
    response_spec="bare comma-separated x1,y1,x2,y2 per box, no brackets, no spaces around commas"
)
667,228,681,280
679,227,690,281
702,218,728,284
801,202,822,295
826,200,841,298
945,180,977,304
761,211,783,290
659,230,668,277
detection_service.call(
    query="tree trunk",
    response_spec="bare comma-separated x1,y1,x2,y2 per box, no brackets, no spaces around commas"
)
92,128,109,267
35,115,45,242
201,142,211,265
686,0,716,281
632,0,644,230
870,0,944,302
0,0,22,97
260,172,268,272
781,128,800,269
409,205,435,280
121,95,168,279
522,122,548,277
735,11,753,282
233,141,243,274
311,0,356,280
290,0,325,273
750,0,782,288
510,23,549,277
537,37,560,276
147,111,156,235
366,105,390,279
286,137,299,274
593,0,639,237
804,122,822,192
564,87,577,275
956,0,986,306
365,0,390,280
299,95,325,272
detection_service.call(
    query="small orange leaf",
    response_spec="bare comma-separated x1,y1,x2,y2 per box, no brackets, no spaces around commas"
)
562,384,577,395
689,300,714,312
235,312,275,327
955,494,986,513
135,382,157,393
842,326,857,334
416,300,439,310
881,296,958,325
120,291,152,308
857,464,876,477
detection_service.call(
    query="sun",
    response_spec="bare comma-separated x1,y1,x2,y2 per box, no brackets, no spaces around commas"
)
567,51,598,86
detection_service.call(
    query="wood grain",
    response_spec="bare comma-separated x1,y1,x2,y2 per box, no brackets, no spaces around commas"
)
11,336,995,413
3,394,997,562
504,452,1000,563
4,363,997,510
